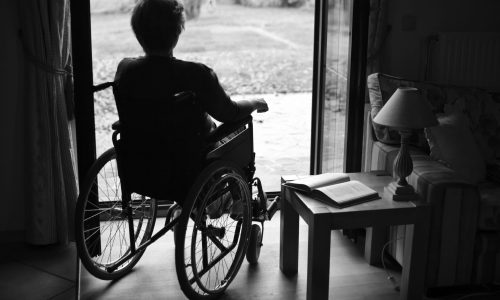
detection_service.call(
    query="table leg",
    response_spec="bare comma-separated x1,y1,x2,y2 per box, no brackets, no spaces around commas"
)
400,215,430,300
307,217,331,300
280,187,299,275
365,226,388,265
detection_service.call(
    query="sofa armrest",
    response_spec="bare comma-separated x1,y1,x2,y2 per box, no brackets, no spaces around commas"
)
363,104,377,171
369,141,427,175
408,156,481,287
370,142,399,172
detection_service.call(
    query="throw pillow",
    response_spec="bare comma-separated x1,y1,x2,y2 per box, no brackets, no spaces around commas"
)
444,90,500,162
425,112,486,184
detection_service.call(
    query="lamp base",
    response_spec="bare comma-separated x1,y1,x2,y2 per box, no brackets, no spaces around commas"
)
384,182,419,202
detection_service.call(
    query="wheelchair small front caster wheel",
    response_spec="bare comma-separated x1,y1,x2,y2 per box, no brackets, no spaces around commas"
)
246,224,263,265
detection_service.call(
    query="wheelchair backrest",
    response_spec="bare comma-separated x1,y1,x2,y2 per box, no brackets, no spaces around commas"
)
112,86,207,200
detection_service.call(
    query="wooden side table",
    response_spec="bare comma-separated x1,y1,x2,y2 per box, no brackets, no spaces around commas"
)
279,172,430,300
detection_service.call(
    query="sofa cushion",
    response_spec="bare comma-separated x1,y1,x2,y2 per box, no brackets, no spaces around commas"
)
425,112,486,184
477,182,500,231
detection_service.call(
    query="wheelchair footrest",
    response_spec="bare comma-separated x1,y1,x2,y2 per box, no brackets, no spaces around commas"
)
266,196,280,220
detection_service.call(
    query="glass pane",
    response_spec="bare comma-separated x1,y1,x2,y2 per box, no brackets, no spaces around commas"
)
321,0,352,172
90,1,314,191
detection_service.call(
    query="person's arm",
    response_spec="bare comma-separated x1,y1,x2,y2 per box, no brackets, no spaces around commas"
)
198,66,267,123
231,98,268,119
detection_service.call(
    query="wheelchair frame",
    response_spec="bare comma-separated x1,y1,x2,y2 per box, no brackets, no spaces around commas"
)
75,82,279,299
105,116,275,274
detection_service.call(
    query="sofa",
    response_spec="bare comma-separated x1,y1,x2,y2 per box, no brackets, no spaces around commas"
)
364,73,500,288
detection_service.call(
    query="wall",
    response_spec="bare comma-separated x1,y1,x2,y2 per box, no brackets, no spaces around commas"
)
0,0,26,240
381,0,500,80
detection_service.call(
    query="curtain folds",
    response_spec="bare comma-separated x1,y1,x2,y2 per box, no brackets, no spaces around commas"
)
19,0,77,245
367,0,389,75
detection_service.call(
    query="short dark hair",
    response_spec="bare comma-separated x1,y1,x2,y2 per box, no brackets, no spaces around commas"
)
131,0,185,53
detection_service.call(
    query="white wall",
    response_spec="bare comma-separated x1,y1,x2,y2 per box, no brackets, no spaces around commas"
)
381,0,500,80
0,0,26,238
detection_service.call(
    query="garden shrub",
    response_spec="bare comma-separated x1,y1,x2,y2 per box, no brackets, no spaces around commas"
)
184,0,202,19
238,0,307,7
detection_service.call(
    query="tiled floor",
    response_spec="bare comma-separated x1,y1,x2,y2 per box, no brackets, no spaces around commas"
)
0,242,77,300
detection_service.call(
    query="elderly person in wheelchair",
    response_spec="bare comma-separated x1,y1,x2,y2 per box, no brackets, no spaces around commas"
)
115,0,268,201
114,0,268,200
75,0,278,299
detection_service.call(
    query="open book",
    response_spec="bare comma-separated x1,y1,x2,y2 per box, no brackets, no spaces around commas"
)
283,173,380,208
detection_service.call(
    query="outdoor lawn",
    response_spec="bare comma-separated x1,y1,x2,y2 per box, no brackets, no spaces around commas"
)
91,1,317,190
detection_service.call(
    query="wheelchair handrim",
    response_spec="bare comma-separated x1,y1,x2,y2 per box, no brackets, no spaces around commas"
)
175,160,252,298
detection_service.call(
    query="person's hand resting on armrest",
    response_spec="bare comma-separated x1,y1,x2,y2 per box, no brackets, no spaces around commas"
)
234,98,268,117
253,98,268,113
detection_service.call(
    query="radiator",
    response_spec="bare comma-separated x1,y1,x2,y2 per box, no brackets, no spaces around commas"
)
426,32,500,91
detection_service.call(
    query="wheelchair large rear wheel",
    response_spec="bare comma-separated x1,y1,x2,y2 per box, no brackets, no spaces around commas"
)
75,148,157,280
175,161,252,299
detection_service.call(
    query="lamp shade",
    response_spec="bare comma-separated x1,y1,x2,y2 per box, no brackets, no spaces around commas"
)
373,87,438,129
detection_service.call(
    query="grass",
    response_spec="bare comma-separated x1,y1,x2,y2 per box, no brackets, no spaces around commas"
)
91,3,315,94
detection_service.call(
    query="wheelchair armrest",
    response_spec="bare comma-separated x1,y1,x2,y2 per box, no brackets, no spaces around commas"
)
206,116,253,144
111,120,121,131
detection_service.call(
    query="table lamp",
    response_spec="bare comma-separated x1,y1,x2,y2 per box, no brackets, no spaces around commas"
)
373,87,438,201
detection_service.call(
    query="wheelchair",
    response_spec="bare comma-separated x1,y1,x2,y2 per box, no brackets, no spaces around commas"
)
75,82,279,299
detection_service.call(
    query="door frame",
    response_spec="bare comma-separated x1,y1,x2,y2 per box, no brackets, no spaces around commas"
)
70,0,96,186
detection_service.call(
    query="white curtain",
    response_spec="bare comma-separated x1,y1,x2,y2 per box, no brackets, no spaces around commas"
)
19,0,77,245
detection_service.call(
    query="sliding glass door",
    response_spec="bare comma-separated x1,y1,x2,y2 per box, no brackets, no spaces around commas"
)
322,0,352,172
311,0,369,174
72,0,368,192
